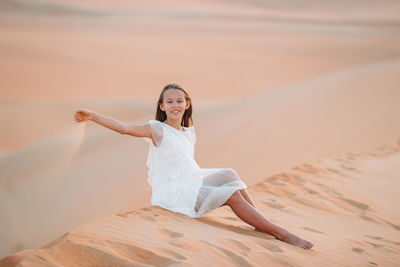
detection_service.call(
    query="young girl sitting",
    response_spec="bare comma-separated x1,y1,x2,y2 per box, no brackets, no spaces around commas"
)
74,83,313,250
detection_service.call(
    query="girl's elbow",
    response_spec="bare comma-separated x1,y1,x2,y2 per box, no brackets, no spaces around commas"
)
119,124,128,135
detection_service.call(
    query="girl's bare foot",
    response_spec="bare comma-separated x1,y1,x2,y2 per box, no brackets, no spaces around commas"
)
255,228,314,250
278,230,314,249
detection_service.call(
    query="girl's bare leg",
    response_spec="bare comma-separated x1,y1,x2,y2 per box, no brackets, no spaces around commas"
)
239,189,256,208
239,189,262,232
223,191,314,250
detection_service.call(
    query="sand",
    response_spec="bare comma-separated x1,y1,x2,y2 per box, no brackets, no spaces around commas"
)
1,143,400,266
1,0,400,265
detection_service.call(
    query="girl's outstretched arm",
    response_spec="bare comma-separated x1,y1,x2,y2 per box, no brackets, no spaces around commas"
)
74,108,152,139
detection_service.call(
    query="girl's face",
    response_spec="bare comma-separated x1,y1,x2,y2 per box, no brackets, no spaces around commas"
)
160,89,190,121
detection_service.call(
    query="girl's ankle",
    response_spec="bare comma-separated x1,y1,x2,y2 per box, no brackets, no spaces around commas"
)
275,229,288,241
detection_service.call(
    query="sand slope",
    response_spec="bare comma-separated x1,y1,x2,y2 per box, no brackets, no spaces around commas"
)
1,0,400,262
1,142,399,266
1,59,400,259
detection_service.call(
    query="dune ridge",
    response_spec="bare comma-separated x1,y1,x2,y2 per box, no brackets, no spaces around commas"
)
1,57,399,258
1,141,399,266
1,0,400,264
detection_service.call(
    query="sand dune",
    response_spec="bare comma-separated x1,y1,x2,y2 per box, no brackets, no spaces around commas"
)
1,0,400,263
1,142,399,266
1,0,399,101
196,58,400,180
1,62,399,258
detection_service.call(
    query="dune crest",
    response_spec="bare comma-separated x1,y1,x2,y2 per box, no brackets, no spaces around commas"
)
1,141,399,266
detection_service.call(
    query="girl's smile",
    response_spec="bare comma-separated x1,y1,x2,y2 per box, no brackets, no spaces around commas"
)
160,89,190,127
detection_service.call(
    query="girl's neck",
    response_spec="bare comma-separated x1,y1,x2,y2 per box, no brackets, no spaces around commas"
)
164,118,183,131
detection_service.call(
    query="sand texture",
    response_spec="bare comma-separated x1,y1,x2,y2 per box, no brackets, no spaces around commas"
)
1,0,400,265
1,143,400,266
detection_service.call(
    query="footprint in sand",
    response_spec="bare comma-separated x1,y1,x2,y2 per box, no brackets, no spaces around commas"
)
167,235,203,252
116,211,142,218
334,157,348,163
365,241,396,254
313,182,343,197
340,164,359,172
366,241,384,249
382,219,400,231
326,168,345,176
294,163,321,174
358,212,378,223
140,214,158,222
366,235,400,246
332,197,374,219
154,247,187,260
106,241,180,266
156,228,184,241
351,247,364,253
338,197,370,211
254,239,283,253
262,201,285,210
217,239,252,255
305,188,319,195
202,240,253,267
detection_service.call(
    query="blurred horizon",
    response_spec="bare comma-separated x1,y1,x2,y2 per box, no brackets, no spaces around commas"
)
1,0,400,259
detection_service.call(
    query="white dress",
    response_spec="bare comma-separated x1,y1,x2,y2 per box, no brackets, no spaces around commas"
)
142,120,248,218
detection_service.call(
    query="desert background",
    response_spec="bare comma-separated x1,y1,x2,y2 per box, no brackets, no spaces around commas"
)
1,0,400,266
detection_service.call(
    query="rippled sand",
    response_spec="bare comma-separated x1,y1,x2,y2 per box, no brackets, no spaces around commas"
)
1,0,399,264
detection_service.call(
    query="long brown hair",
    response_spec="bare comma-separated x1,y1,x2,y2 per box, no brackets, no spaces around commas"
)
155,83,193,127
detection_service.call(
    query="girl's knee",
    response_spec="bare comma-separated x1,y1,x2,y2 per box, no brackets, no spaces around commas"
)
225,190,242,206
221,168,238,180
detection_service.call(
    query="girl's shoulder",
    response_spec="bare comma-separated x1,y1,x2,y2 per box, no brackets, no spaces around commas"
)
184,124,195,132
149,119,195,131
148,119,162,125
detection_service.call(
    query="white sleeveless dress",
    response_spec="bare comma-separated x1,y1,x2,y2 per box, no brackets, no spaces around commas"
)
142,120,248,218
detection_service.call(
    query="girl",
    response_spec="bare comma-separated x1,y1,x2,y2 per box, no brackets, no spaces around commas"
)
74,83,313,250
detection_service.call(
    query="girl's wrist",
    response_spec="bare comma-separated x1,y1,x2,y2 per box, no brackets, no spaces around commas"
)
90,111,98,121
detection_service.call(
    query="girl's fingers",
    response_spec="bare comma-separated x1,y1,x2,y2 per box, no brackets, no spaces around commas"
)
73,113,81,122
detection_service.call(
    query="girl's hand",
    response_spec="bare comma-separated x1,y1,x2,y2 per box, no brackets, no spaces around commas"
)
74,108,95,122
